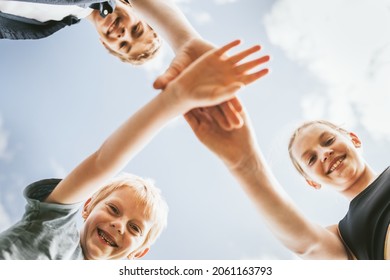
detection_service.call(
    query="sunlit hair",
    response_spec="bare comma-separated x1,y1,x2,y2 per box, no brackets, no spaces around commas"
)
86,173,168,251
288,120,349,178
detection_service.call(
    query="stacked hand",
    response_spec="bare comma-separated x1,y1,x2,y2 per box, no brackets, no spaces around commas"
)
185,102,259,171
154,38,270,130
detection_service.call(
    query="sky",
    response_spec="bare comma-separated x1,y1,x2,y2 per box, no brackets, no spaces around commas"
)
0,0,389,260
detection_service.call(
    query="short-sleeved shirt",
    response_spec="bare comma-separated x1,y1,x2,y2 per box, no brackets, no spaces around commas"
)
0,179,84,259
0,0,115,40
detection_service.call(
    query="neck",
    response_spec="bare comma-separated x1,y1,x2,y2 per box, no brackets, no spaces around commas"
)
342,163,377,200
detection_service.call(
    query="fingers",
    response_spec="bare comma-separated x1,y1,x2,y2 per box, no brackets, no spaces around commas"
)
229,45,261,64
184,110,200,130
240,68,269,85
219,102,244,129
184,108,214,135
207,106,229,130
228,97,243,113
214,39,242,57
215,41,270,87
235,55,270,74
206,100,243,131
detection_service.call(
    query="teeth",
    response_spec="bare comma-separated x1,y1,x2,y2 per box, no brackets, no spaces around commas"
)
98,229,117,247
330,158,343,172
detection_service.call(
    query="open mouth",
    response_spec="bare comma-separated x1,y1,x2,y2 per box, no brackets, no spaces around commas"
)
97,228,118,247
107,17,120,36
327,155,346,174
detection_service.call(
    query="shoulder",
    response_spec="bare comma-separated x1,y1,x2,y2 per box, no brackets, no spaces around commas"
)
24,178,62,202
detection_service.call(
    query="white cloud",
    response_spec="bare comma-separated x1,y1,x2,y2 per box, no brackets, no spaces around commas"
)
140,42,172,81
172,0,192,3
192,11,212,25
0,115,11,160
49,159,68,178
265,0,390,141
214,0,237,4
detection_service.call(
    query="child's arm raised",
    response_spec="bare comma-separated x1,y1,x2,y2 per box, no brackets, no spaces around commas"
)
184,105,349,260
45,40,270,205
131,0,244,130
131,0,202,53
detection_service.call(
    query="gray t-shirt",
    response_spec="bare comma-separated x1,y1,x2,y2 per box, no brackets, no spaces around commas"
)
0,179,84,259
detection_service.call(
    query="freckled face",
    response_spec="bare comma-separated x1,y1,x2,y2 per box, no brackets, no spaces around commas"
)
291,124,365,190
80,187,153,260
91,0,160,60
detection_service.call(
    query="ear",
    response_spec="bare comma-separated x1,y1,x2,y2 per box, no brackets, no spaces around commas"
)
128,248,150,260
82,198,92,220
305,179,321,190
349,132,361,148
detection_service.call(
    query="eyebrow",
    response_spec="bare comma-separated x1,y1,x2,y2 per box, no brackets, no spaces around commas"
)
300,132,329,159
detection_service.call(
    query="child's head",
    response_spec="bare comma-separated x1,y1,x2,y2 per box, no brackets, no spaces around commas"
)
80,173,168,260
288,120,365,190
90,0,161,65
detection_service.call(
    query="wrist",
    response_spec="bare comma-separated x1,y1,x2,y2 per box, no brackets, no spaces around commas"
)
227,149,263,178
159,80,190,116
180,37,214,57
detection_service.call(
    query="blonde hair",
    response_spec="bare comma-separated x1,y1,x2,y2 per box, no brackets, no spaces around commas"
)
288,120,349,178
86,173,168,251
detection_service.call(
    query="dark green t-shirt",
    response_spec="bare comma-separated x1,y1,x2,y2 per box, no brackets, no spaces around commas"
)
0,179,84,259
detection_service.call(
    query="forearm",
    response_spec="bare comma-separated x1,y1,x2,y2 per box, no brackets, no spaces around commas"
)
95,88,183,175
46,86,184,204
227,151,331,257
131,0,201,52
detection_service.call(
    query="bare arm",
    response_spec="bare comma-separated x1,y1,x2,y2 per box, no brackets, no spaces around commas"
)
130,0,201,52
130,0,248,129
185,106,349,259
45,40,269,205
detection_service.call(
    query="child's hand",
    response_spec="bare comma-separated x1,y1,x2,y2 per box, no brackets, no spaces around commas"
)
153,38,215,90
154,38,246,131
170,39,270,112
184,101,258,171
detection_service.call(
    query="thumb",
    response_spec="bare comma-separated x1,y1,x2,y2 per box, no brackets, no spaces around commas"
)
153,67,181,90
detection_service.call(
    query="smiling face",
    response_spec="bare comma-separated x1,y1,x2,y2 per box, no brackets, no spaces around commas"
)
80,187,153,260
290,123,366,191
89,0,161,64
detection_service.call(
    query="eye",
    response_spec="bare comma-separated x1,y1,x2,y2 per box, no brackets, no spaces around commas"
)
132,22,144,38
308,155,317,166
325,137,335,146
108,204,119,215
128,223,142,236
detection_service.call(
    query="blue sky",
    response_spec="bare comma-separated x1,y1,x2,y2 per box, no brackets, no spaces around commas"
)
0,0,389,260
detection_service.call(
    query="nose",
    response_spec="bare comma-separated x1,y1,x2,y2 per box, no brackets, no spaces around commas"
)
113,27,125,39
321,149,333,163
119,27,125,38
110,220,125,234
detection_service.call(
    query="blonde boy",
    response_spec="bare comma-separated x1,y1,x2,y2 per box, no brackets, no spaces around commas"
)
0,173,168,260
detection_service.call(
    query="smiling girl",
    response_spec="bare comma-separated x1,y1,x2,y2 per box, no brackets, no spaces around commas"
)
185,107,390,260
